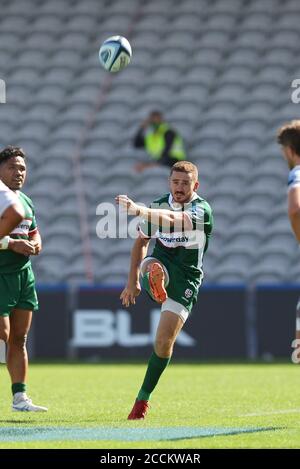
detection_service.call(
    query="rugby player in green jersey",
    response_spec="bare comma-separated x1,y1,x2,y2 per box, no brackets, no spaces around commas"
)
116,161,213,419
0,146,47,411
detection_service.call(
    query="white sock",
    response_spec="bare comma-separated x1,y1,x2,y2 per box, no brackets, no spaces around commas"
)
13,392,27,402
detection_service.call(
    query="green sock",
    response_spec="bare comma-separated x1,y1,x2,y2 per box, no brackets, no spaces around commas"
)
137,351,171,401
12,383,26,396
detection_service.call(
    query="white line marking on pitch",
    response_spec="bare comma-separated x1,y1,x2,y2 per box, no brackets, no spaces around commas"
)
239,409,300,417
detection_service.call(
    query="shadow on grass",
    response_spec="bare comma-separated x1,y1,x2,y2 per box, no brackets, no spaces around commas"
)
167,426,284,441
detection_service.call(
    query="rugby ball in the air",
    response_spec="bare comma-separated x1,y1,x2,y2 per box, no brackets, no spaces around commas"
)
99,36,132,72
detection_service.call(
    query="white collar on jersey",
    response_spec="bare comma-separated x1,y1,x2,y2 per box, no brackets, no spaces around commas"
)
290,165,300,176
168,191,198,210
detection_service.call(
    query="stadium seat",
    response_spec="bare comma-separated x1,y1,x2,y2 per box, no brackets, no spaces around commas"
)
241,13,273,30
174,0,206,13
212,0,244,13
200,31,231,48
135,15,168,33
25,32,56,50
246,0,279,13
51,50,82,68
41,0,70,14
234,31,267,48
226,49,260,67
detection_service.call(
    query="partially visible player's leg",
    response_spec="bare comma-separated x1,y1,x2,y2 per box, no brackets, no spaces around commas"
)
154,310,185,357
8,307,47,412
0,315,10,342
7,308,32,388
294,299,300,363
140,257,169,304
8,267,47,412
0,273,12,363
128,308,186,420
0,315,10,363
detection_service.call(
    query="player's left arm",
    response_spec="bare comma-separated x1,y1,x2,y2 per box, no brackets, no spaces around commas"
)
288,186,300,243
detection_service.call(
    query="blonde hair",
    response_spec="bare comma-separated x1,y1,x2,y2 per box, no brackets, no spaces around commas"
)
170,161,198,180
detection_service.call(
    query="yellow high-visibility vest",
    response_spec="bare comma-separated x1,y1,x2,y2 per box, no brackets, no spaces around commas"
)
145,123,185,161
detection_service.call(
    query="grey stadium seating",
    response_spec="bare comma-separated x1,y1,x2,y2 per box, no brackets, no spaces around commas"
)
0,0,299,284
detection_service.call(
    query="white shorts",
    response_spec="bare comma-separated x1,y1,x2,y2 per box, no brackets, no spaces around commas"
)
140,257,189,323
161,298,189,323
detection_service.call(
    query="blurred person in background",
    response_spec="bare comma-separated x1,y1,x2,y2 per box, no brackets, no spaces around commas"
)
134,110,186,172
0,146,47,411
277,120,300,363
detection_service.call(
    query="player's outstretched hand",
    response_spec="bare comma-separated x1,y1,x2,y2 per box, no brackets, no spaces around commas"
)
115,195,141,216
120,282,141,307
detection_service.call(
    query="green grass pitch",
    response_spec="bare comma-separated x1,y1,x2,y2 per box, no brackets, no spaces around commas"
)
0,362,299,449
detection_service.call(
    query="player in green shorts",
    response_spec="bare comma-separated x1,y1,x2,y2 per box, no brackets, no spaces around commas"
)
116,161,213,419
0,146,47,412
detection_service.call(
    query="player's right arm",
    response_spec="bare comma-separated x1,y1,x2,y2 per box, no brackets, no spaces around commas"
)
120,236,150,307
0,204,24,240
0,181,24,240
116,195,191,230
287,167,300,243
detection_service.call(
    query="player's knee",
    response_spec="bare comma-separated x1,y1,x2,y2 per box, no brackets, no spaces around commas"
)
155,337,174,357
9,333,27,348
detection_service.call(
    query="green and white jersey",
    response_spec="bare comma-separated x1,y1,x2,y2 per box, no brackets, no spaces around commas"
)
0,191,38,274
139,192,213,282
